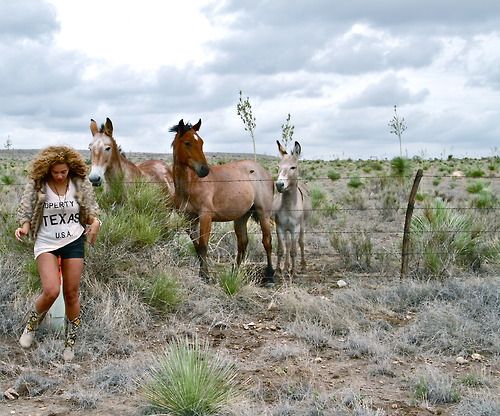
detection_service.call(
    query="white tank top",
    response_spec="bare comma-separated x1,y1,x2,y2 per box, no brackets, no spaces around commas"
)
34,180,85,258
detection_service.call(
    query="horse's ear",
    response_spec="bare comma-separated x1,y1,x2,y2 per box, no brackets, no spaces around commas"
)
277,140,287,156
292,141,301,157
104,118,113,137
193,119,202,132
90,119,98,137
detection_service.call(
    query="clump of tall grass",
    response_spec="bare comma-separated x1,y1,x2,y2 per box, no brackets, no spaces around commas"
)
330,231,374,271
309,187,326,209
413,366,460,404
1,174,14,185
465,168,485,178
141,337,241,415
466,180,486,194
347,175,363,189
410,198,498,277
327,170,341,181
140,272,183,313
96,181,185,250
390,156,412,181
474,189,497,209
454,392,500,416
218,265,249,296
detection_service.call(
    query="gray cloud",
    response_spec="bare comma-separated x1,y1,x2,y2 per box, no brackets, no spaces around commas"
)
1,1,500,159
0,0,58,41
342,74,429,108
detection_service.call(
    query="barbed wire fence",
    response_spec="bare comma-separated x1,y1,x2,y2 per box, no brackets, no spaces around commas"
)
1,171,499,278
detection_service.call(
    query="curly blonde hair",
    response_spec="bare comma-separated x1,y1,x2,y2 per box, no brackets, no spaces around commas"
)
29,146,88,183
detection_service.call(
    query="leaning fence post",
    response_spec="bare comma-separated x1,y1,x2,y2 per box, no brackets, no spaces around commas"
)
400,169,423,279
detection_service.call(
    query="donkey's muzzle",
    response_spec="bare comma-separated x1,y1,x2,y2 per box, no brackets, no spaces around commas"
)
276,181,285,193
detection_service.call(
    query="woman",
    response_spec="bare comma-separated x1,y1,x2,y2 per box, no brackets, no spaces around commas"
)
15,146,101,362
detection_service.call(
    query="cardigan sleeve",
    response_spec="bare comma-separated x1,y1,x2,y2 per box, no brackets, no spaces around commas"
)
16,180,36,226
81,178,100,223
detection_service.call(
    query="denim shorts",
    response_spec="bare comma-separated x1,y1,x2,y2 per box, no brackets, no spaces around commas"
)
49,233,85,259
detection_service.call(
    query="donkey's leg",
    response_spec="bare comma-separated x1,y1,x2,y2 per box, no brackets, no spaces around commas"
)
284,231,291,275
276,224,285,275
290,229,300,279
198,215,213,282
234,213,252,266
299,220,306,271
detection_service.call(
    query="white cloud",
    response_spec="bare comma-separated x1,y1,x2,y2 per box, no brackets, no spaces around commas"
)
1,0,500,160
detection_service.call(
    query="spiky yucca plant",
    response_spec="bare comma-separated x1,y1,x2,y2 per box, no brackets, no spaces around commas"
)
218,266,248,296
390,156,412,181
141,337,241,415
410,198,498,277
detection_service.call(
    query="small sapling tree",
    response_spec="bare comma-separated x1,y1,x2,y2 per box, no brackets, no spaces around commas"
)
237,90,257,160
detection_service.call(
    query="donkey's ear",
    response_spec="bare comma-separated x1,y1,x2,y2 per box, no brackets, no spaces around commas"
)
104,118,113,137
292,141,301,157
90,119,98,136
277,140,287,156
193,119,202,132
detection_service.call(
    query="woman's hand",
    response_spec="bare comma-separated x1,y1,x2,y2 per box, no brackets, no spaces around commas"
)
85,218,101,246
14,223,30,241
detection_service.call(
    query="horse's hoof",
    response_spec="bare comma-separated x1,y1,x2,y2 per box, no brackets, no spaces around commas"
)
265,265,275,278
200,273,211,284
261,276,275,289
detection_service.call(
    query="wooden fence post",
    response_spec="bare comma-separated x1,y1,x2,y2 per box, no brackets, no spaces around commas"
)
400,169,423,279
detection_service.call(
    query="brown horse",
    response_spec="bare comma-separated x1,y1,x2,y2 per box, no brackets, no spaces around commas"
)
169,119,275,286
89,118,174,196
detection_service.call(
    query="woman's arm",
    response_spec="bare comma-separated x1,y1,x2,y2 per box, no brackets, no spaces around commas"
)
16,180,36,227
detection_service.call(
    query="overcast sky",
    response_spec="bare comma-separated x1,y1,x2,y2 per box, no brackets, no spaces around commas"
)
1,0,500,160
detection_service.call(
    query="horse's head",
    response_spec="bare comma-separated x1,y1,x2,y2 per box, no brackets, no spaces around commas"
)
276,140,301,193
170,119,209,178
88,117,118,186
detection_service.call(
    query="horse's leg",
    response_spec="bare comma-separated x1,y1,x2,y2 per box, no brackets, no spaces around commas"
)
186,218,200,253
234,213,252,267
198,214,213,282
257,212,275,284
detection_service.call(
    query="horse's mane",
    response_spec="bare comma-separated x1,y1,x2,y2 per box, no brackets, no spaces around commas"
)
169,122,192,136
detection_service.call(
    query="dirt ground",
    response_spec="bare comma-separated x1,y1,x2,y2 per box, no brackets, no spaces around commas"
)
2,264,498,416
1,150,498,415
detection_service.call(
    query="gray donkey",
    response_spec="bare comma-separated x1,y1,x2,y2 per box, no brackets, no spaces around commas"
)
273,141,312,279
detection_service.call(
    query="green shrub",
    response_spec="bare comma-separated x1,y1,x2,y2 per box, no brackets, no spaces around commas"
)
142,337,241,415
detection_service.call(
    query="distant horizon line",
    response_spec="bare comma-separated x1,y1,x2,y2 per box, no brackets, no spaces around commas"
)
0,148,496,162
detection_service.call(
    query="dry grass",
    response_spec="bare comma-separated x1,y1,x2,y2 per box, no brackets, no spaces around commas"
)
0,150,498,415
